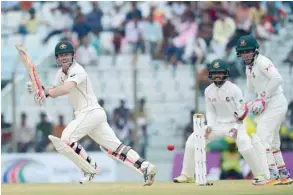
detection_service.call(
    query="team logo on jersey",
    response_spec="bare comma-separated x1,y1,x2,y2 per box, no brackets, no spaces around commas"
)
226,97,230,102
70,74,76,78
213,61,220,68
265,64,273,71
240,40,246,46
60,44,67,49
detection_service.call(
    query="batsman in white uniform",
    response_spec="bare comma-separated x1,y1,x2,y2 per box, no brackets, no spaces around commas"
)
173,59,269,185
27,41,156,185
236,35,292,185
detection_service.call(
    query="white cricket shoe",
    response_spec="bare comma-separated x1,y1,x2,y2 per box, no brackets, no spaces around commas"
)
79,172,97,184
141,161,157,186
79,160,101,184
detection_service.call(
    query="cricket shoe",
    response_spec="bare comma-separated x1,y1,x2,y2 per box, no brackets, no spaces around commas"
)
79,172,97,184
276,168,293,185
141,161,157,186
264,168,281,185
173,175,195,183
79,160,102,184
251,176,280,186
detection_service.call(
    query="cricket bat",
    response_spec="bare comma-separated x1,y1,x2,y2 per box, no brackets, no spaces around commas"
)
15,44,51,120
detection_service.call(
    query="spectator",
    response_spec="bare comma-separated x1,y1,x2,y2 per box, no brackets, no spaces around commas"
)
143,15,163,59
112,100,131,143
211,9,236,58
90,28,101,56
36,112,53,152
235,2,252,33
161,19,177,59
112,29,123,55
149,4,165,25
220,142,243,180
137,98,148,158
125,14,144,54
1,113,12,151
52,115,66,138
255,16,274,55
86,2,103,32
19,8,49,35
74,5,83,20
183,110,195,147
262,1,286,34
72,15,91,41
110,3,125,30
197,11,214,46
256,16,274,41
249,2,266,27
43,2,73,44
183,31,207,65
76,35,98,66
126,1,142,21
16,112,35,153
173,14,198,55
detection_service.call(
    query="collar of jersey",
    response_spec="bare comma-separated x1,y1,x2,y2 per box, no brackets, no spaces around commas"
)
62,61,76,75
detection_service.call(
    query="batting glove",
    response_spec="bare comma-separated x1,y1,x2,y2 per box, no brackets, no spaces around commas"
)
34,91,45,106
251,98,266,115
26,81,35,94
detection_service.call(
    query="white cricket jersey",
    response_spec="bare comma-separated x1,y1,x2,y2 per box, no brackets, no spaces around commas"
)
204,81,244,126
54,62,101,113
245,54,283,101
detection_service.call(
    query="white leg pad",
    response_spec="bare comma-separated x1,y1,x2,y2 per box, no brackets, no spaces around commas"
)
251,134,270,179
48,135,100,174
100,146,143,176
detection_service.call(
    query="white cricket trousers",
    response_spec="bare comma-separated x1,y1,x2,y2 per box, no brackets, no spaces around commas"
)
61,108,121,151
256,93,288,150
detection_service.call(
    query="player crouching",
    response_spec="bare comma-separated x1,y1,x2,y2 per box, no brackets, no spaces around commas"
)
173,59,272,185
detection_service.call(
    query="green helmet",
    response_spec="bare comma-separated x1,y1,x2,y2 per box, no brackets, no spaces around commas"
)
235,35,259,54
208,59,230,80
55,41,74,56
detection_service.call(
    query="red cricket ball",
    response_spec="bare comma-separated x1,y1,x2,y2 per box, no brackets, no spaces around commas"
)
167,144,174,151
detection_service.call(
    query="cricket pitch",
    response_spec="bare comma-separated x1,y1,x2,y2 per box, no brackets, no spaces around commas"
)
2,180,292,195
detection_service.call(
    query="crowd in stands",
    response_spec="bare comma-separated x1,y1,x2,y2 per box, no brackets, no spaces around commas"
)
1,1,293,157
1,98,149,158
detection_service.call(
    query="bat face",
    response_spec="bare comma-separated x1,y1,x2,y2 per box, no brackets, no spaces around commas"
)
15,44,44,97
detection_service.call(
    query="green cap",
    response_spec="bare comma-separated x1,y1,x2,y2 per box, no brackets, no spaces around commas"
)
55,41,74,56
208,59,229,72
235,35,259,53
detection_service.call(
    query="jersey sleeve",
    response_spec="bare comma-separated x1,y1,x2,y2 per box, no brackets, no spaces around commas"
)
258,59,283,99
65,67,86,85
204,89,216,127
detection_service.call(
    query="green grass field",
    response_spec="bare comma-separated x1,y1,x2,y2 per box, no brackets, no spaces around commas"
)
2,180,293,195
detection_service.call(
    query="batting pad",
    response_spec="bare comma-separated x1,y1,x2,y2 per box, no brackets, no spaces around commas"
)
100,146,143,176
251,134,270,179
48,135,101,174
